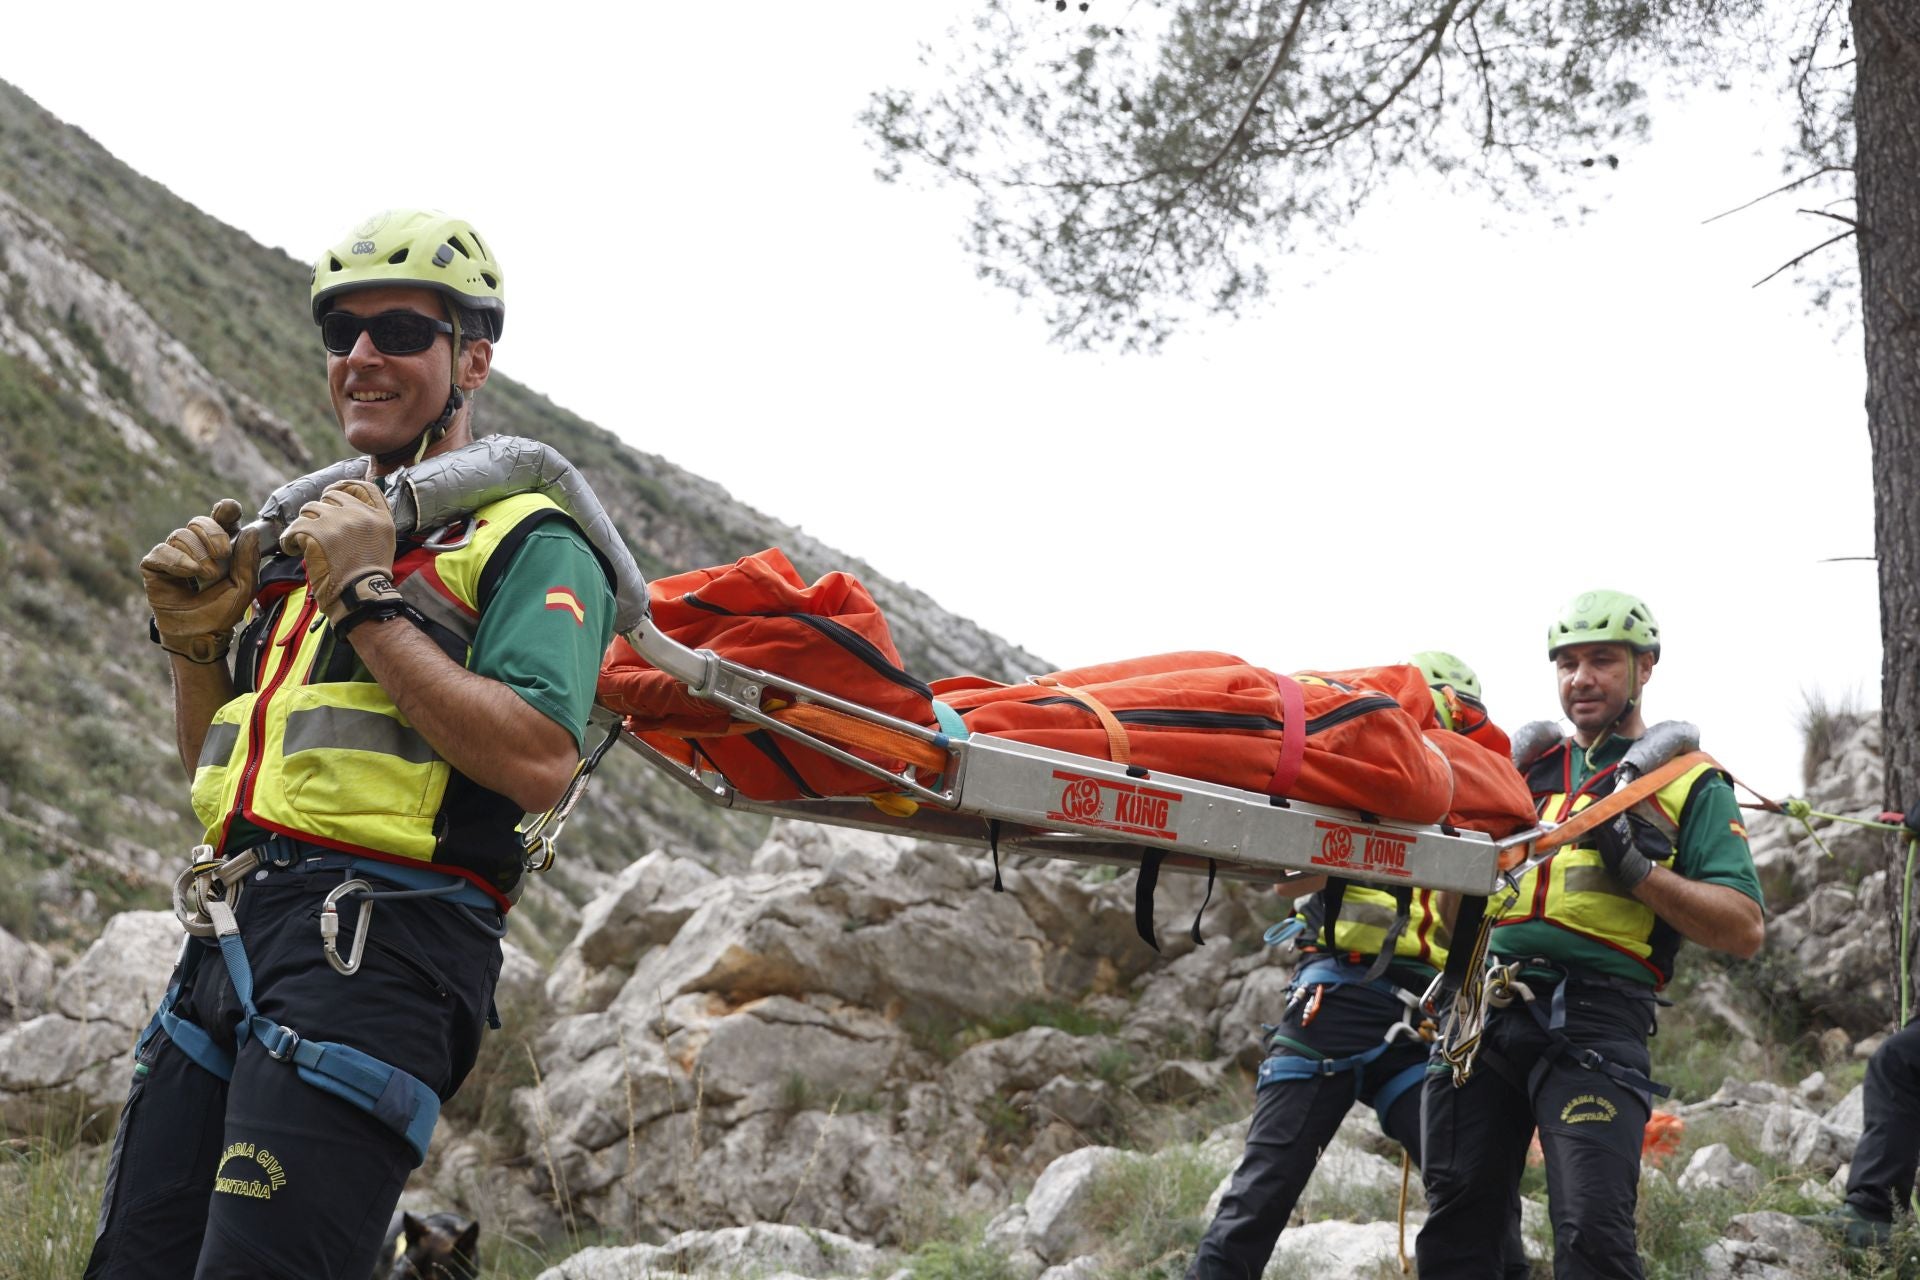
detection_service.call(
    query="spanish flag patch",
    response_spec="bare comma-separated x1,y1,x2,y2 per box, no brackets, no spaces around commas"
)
1729,820,1748,840
545,586,585,624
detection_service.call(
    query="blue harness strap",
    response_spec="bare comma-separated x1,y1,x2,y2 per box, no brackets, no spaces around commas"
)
139,868,447,1167
1370,1061,1428,1122
1255,955,1437,1128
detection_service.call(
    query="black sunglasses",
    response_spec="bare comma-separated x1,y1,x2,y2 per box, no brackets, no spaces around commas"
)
320,310,455,356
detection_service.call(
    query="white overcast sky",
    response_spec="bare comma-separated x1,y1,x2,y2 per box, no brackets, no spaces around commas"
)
6,4,1879,802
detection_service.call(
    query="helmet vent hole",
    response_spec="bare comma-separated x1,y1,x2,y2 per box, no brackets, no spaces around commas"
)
329,256,343,272
481,272,498,288
447,236,471,259
387,248,410,265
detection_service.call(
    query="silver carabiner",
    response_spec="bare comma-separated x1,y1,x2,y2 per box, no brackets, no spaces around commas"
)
320,879,374,976
172,846,256,938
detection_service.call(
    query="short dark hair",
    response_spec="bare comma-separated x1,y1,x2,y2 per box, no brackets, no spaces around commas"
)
451,301,498,347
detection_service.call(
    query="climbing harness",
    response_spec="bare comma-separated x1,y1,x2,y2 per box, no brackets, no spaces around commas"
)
148,838,505,1165
1516,966,1671,1104
1431,744,1721,1086
1258,955,1438,1128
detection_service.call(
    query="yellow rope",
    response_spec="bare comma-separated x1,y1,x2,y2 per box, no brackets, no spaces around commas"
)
1397,1149,1413,1274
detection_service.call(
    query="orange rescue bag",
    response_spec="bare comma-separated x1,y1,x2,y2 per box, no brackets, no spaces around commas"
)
598,549,934,800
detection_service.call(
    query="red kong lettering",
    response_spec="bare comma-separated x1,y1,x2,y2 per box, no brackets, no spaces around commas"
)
1364,834,1408,869
1114,791,1171,831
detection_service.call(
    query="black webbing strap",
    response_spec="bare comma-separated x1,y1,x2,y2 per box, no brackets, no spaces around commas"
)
1359,885,1414,984
1135,850,1165,950
1188,859,1216,946
1318,878,1350,951
988,819,1004,892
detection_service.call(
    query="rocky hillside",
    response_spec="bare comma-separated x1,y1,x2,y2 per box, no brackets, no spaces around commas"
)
4,708,1910,1278
0,77,1043,959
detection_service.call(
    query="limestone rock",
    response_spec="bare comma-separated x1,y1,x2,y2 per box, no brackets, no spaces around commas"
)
50,910,179,1028
1677,1143,1761,1196
531,1223,880,1280
1826,1083,1866,1136
1699,1211,1835,1280
1269,1220,1407,1271
1212,963,1292,1068
0,924,55,1025
1021,1145,1127,1263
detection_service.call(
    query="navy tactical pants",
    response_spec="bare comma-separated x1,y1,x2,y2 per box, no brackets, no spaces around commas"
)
84,869,501,1280
1418,981,1656,1280
1187,975,1530,1280
1847,1020,1920,1220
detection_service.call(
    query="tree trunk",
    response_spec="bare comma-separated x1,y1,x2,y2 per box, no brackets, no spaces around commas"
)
1852,0,1920,1006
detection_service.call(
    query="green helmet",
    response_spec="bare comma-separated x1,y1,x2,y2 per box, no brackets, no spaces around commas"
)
309,209,505,340
1546,590,1660,659
1411,650,1480,699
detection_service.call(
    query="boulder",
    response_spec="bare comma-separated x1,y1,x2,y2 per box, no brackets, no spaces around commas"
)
1269,1220,1407,1271
50,911,179,1028
532,1223,880,1280
1677,1143,1761,1196
0,924,55,1026
1699,1211,1834,1280
1021,1145,1127,1264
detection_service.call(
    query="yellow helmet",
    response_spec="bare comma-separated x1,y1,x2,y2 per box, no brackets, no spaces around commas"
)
309,209,505,340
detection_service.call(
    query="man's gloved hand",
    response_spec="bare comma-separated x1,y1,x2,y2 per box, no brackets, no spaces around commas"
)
280,480,402,628
1594,814,1656,891
142,498,260,664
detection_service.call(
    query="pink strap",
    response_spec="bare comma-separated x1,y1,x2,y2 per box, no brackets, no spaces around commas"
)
1267,672,1308,798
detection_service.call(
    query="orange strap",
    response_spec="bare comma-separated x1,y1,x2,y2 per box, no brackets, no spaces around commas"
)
1497,750,1719,871
771,704,952,773
1030,676,1131,765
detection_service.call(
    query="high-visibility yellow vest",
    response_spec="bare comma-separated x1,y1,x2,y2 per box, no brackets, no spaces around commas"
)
190,492,572,903
1495,742,1719,985
1301,884,1450,973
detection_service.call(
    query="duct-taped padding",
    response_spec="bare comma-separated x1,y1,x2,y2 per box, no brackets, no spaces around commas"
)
250,436,649,631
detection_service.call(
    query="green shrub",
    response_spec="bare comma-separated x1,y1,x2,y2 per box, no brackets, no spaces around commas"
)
907,1237,1019,1280
0,1105,108,1280
1080,1148,1228,1277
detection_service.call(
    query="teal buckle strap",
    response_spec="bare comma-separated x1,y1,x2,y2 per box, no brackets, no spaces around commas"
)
930,699,969,744
249,1016,440,1164
1257,1038,1395,1090
206,888,444,1167
139,938,236,1082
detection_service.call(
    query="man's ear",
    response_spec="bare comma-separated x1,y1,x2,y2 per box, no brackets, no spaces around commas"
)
1636,651,1657,686
458,338,493,393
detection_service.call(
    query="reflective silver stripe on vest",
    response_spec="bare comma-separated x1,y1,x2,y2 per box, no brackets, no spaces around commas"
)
284,706,437,764
399,575,478,647
1564,866,1637,901
199,722,241,769
1338,901,1403,932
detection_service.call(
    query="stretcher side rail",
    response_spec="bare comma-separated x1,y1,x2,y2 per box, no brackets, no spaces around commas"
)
615,623,1545,898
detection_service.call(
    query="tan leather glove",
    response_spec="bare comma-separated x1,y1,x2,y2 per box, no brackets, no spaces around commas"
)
280,480,402,628
142,499,260,664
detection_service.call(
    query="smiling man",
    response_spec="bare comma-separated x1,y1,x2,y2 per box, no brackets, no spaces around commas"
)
90,210,615,1279
1415,591,1765,1280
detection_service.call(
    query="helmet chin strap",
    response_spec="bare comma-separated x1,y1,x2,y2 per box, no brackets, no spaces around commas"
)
372,387,463,470
373,314,465,471
1581,657,1643,770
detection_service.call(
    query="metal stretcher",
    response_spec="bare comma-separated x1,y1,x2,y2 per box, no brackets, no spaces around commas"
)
603,612,1542,899
253,436,1544,900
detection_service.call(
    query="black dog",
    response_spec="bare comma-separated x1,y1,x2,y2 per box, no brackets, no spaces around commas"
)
378,1211,479,1279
